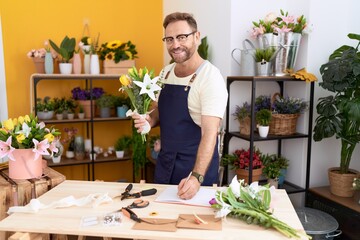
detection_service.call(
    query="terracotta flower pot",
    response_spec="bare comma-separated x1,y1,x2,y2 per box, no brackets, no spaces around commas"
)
236,167,263,184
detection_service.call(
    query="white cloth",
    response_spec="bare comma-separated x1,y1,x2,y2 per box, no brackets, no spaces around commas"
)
7,193,112,214
160,62,228,126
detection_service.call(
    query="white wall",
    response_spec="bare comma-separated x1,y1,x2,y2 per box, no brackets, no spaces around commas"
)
163,0,360,189
0,15,8,122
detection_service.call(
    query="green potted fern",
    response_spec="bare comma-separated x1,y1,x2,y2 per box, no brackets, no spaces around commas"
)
114,135,132,159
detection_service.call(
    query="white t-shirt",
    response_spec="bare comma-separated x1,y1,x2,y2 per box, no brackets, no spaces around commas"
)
159,62,228,126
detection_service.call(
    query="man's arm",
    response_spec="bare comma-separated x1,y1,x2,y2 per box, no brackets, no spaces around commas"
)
177,115,221,199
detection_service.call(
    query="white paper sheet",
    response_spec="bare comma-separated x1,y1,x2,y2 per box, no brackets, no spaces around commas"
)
155,186,216,207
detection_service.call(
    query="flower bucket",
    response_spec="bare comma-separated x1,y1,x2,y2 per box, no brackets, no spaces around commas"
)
257,32,302,76
103,60,135,74
236,167,263,184
9,149,43,179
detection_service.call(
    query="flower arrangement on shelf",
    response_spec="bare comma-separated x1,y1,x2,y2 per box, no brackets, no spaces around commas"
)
251,9,307,38
27,41,58,59
0,115,61,160
60,127,78,153
71,87,105,101
119,66,162,142
233,95,271,121
99,40,138,63
261,153,289,180
210,176,310,239
272,94,308,114
222,147,263,170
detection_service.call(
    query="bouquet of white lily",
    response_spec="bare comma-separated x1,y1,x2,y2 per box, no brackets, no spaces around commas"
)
119,67,162,142
210,176,311,239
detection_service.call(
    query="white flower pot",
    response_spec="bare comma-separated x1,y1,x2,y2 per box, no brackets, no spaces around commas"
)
115,151,124,159
52,155,61,163
59,63,73,74
258,125,269,138
37,111,54,120
78,113,85,119
67,113,75,120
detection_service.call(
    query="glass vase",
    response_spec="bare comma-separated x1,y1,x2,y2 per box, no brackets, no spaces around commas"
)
74,136,85,160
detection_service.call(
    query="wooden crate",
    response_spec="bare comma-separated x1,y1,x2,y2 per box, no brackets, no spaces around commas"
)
103,59,135,74
0,167,65,239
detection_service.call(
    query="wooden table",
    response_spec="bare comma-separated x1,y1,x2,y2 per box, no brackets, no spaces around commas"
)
0,180,306,240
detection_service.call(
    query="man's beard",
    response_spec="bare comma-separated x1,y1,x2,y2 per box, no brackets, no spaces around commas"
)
169,46,195,63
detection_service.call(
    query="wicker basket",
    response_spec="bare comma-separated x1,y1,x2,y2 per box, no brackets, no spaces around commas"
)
269,113,300,135
269,92,301,135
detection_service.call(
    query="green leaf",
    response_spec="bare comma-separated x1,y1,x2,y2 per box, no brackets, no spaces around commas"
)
348,33,360,41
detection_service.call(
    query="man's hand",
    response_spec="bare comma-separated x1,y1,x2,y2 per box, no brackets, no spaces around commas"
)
177,176,200,200
132,113,151,133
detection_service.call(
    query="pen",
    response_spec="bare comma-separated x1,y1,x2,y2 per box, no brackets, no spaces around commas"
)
185,171,192,184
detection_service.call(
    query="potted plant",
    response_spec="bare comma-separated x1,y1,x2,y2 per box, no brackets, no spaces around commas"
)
256,109,272,138
96,94,116,118
64,98,77,119
71,87,105,118
36,96,54,120
270,94,308,135
233,95,271,135
49,36,76,74
98,40,137,74
313,33,360,197
254,47,277,76
148,135,161,160
222,147,263,184
78,105,85,119
114,95,130,118
114,135,132,159
261,154,289,188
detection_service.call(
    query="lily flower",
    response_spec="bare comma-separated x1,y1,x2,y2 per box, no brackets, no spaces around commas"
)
16,122,31,138
0,136,15,160
133,74,161,101
48,140,59,157
32,139,50,159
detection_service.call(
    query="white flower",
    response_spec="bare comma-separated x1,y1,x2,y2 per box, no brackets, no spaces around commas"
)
229,176,241,197
16,122,31,138
133,74,161,101
264,12,277,23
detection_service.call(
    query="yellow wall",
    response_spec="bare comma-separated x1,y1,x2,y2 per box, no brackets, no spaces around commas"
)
0,0,163,117
0,0,163,181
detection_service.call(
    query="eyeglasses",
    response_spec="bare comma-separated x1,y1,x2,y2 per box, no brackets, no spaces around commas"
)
162,31,197,45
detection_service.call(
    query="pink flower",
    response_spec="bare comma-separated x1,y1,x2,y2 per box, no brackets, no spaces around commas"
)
48,140,59,157
0,136,15,160
32,138,50,159
274,25,292,33
281,15,295,25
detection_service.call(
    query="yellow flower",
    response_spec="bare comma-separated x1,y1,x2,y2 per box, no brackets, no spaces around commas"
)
12,118,18,126
24,115,31,122
16,134,25,143
3,119,14,131
125,51,133,59
18,116,25,124
87,38,92,45
138,68,143,78
128,68,134,76
107,40,122,49
44,133,55,143
105,52,115,60
119,75,131,87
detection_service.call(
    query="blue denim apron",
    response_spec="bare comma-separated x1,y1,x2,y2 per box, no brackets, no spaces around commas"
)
155,61,219,186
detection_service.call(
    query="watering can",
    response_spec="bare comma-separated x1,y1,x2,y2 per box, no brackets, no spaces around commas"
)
231,39,256,76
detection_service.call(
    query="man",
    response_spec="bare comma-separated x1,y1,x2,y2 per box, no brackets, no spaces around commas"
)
134,12,227,199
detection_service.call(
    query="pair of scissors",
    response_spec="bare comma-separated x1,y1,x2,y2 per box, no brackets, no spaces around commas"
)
127,199,149,209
